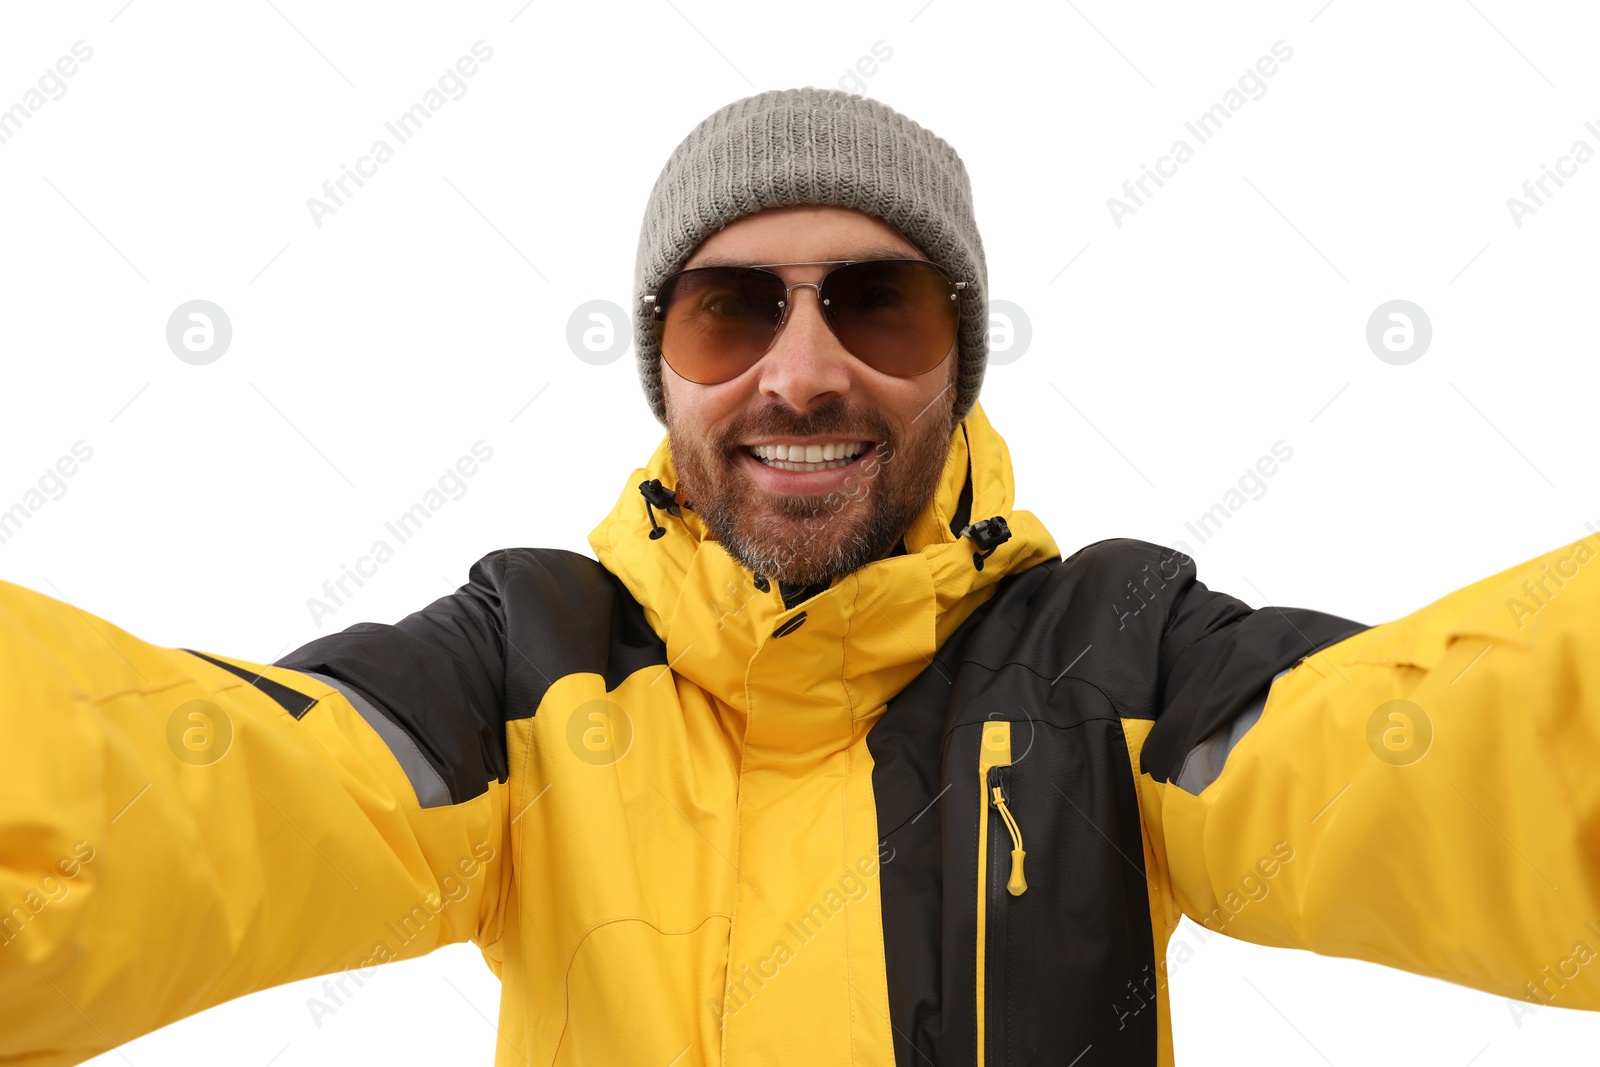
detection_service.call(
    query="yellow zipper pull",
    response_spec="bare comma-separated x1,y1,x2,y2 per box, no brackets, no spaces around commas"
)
991,782,1027,896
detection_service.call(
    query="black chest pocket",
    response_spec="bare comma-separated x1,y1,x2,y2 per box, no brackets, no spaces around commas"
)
872,663,1160,1066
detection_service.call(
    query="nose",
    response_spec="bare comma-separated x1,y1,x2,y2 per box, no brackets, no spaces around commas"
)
756,281,854,412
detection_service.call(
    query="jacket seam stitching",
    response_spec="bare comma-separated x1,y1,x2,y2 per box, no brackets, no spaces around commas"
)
723,661,756,1067
1120,716,1167,1062
844,747,859,1066
547,913,732,1066
515,708,534,969
953,657,1139,718
844,576,860,1066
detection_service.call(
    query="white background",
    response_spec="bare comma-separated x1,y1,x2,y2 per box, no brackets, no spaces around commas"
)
2,0,1597,1063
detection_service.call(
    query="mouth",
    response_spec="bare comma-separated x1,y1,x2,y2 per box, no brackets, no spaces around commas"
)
744,440,872,473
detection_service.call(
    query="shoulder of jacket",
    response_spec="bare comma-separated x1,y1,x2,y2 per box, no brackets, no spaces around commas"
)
462,546,633,607
467,546,608,583
949,540,1200,708
463,546,664,702
1027,538,1200,620
1060,536,1197,575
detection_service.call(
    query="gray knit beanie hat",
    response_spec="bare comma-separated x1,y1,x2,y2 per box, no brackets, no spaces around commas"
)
632,86,988,426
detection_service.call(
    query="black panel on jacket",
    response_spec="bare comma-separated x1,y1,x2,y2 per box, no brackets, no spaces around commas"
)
868,559,1160,1065
1138,546,1368,782
183,648,321,718
866,537,1369,1066
275,547,666,806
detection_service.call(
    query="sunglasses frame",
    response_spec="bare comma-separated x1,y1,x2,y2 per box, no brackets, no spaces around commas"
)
640,258,966,383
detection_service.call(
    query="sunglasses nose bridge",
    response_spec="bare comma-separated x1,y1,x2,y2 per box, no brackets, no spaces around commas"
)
776,278,823,309
772,278,832,334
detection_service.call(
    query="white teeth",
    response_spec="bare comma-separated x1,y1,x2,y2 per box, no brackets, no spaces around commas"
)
748,441,868,471
760,458,855,471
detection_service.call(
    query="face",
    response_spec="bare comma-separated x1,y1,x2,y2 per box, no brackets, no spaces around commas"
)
662,204,958,588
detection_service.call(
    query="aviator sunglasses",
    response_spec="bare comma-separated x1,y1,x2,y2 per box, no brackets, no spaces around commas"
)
642,258,966,386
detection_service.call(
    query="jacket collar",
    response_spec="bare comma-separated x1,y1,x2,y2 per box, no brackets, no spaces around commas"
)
588,403,1060,722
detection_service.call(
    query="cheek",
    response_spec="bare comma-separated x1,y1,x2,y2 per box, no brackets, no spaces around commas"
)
874,370,951,439
663,368,748,435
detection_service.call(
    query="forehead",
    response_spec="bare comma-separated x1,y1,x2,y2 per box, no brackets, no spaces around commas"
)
683,205,924,269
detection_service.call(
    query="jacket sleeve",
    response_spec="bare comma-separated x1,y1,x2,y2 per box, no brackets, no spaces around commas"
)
1139,535,1600,1010
0,557,518,1066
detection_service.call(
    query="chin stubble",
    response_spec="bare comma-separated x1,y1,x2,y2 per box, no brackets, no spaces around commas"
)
667,401,955,587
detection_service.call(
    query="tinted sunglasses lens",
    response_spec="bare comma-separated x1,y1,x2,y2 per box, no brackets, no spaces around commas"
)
654,268,784,384
826,260,958,377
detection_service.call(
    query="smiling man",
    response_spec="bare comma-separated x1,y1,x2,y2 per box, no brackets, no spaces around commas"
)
660,203,960,591
5,87,1600,1067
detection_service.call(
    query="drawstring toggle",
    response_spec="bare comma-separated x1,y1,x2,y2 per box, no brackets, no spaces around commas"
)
959,516,1011,571
639,479,683,541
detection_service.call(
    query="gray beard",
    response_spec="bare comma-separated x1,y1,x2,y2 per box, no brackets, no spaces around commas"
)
668,401,955,588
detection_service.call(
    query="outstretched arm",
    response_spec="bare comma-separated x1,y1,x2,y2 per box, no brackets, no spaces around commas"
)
1142,535,1600,1011
0,558,516,1065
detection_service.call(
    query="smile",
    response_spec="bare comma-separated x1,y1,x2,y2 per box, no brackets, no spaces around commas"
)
746,440,870,472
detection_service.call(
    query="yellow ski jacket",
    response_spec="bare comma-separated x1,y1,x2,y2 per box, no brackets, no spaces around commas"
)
3,404,1599,1065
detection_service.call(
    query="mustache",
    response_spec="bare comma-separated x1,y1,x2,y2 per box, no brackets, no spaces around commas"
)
718,399,895,454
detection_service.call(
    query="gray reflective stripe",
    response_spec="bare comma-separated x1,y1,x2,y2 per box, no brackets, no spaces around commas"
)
1172,666,1291,796
298,669,453,809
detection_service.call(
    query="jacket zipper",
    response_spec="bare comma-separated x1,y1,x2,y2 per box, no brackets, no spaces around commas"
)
976,722,1028,1067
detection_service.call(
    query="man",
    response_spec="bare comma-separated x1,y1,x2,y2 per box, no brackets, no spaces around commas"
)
2,87,1597,1066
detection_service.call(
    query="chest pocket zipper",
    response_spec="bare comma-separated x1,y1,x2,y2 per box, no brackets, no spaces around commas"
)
992,773,1027,895
976,722,1028,1067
